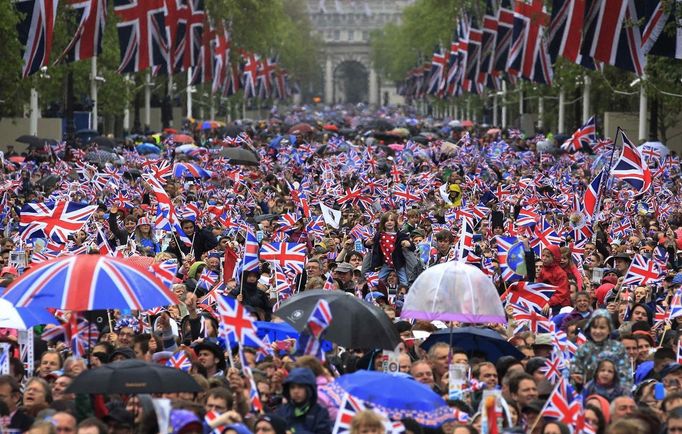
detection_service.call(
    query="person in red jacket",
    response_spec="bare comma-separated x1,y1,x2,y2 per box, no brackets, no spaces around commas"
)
539,245,570,314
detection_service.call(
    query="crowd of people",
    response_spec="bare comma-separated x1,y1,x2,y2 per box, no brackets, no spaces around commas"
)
0,104,681,434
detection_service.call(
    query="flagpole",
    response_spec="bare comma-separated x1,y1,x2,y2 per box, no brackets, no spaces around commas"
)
90,56,98,131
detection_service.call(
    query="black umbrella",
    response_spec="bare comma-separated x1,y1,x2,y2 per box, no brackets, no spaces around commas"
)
66,359,202,394
369,118,395,131
275,290,401,350
224,124,245,138
16,135,46,147
419,327,524,362
221,147,259,166
90,136,116,150
36,174,60,189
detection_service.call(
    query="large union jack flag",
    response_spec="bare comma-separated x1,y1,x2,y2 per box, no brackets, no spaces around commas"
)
259,242,307,274
20,200,97,243
166,351,192,372
114,0,168,73
507,0,553,84
216,294,265,348
60,0,107,62
16,0,59,77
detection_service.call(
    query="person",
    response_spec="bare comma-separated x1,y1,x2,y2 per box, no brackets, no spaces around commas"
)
542,421,570,434
509,373,538,408
427,342,450,386
52,411,77,434
537,245,570,312
609,396,636,422
0,375,33,431
668,407,682,433
571,310,632,393
77,418,108,434
410,361,435,388
254,414,289,434
193,341,226,377
230,271,271,320
274,367,332,434
166,219,218,261
133,217,160,256
350,410,386,434
581,356,627,401
368,211,413,285
23,377,51,417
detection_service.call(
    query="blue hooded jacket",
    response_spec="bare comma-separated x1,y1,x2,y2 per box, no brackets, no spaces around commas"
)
275,367,332,434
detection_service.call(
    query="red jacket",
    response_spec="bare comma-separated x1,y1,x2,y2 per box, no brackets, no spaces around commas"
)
538,245,570,307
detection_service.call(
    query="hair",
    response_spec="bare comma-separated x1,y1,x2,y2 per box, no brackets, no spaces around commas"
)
350,410,385,434
669,406,682,422
377,211,398,233
28,420,57,434
508,373,534,395
585,405,606,434
435,230,454,242
604,419,645,434
205,387,234,410
39,350,63,369
542,421,571,434
453,426,479,434
662,391,682,412
473,362,496,379
0,374,20,394
427,342,450,359
27,377,53,404
132,334,151,354
295,355,328,377
78,417,108,434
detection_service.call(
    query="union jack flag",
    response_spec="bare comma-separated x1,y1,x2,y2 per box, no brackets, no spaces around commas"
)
611,129,652,194
323,273,336,291
516,207,540,226
20,200,97,243
496,236,528,282
543,349,566,383
511,305,553,333
211,22,230,94
241,51,259,98
166,351,192,372
583,169,605,218
507,0,553,84
60,0,107,62
307,299,332,339
16,0,59,77
540,377,580,425
216,294,265,348
670,289,682,320
503,281,555,312
114,0,168,73
561,116,596,153
531,218,562,254
240,225,260,272
259,242,307,274
623,254,662,286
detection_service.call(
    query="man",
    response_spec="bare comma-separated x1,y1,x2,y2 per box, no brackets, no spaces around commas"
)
274,367,331,434
475,362,499,389
116,325,135,348
194,341,226,377
509,373,538,408
662,363,682,394
612,252,632,276
427,342,450,385
668,407,682,433
410,361,435,387
620,334,639,364
53,411,77,434
398,353,411,374
132,335,152,362
610,396,636,421
0,375,33,431
52,375,75,401
431,230,455,264
205,387,233,414
333,262,355,293
37,350,62,379
77,418,108,434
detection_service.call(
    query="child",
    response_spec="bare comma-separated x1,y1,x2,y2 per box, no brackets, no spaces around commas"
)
368,211,413,285
581,355,627,401
570,310,632,393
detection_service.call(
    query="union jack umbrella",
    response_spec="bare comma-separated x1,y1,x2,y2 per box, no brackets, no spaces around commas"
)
1,255,179,311
0,298,57,330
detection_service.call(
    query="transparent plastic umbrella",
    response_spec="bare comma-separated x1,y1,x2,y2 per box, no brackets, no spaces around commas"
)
401,261,506,324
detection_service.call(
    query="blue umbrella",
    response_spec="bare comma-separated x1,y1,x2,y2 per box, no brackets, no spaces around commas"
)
172,162,211,179
419,327,524,362
327,371,452,427
136,143,160,155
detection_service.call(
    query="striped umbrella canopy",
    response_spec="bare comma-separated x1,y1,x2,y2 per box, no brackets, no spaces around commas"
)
1,256,179,311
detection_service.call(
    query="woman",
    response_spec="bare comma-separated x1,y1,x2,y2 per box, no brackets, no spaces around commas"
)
542,421,570,434
538,245,570,313
368,212,413,285
230,271,271,320
560,246,583,293
134,217,160,256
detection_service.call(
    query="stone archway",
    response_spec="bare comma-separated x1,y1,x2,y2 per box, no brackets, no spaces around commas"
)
333,60,368,103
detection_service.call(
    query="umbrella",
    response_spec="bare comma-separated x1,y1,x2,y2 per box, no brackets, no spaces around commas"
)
1,255,179,311
174,144,200,154
388,128,409,137
171,134,194,144
460,120,474,128
201,120,220,130
0,299,58,330
326,371,451,427
401,261,506,324
16,135,45,147
369,118,395,131
275,290,400,350
486,128,501,136
220,147,259,166
448,120,462,127
419,327,524,362
136,143,160,155
638,141,669,162
288,123,314,135
90,136,116,150
224,124,244,137
323,124,338,132
66,359,202,394
85,150,120,164
36,174,60,189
